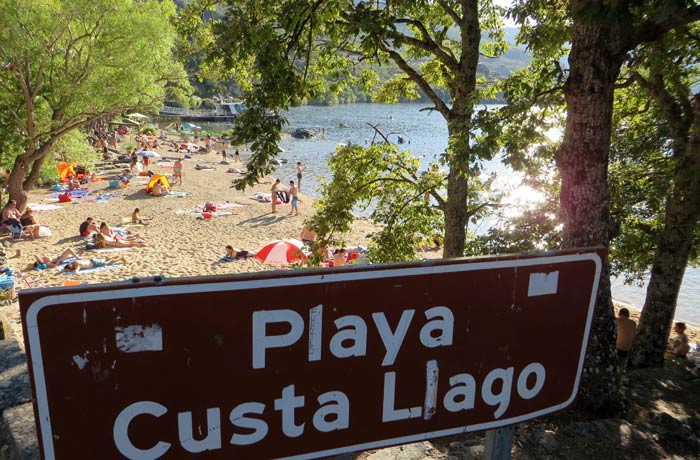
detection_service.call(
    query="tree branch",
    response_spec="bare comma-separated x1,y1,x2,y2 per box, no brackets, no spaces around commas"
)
391,18,459,72
437,0,461,25
635,6,700,46
378,42,451,118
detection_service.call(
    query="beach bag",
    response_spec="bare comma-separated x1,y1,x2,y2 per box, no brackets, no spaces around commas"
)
204,202,217,213
58,192,72,202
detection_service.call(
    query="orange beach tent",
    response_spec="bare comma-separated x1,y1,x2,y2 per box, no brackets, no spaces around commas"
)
58,162,77,182
146,174,170,193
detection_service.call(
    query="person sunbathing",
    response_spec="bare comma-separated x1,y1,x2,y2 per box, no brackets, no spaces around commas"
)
332,248,347,267
1,199,22,225
67,175,81,191
79,217,99,237
300,227,318,245
222,245,255,261
99,222,141,241
149,179,171,196
33,248,82,269
20,208,37,226
94,232,146,248
64,255,126,273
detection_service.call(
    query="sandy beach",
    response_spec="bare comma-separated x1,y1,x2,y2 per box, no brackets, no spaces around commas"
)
7,143,377,289
4,137,698,347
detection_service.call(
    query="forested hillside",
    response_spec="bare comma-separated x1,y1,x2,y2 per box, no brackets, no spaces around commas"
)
172,0,530,104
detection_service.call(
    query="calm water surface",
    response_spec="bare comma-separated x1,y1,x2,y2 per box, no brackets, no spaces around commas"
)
267,103,699,325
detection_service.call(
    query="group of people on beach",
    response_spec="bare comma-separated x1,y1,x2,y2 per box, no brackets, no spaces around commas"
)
616,307,693,369
269,162,304,216
79,215,147,248
1,200,49,239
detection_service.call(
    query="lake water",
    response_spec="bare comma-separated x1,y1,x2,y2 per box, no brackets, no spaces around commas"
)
265,102,699,325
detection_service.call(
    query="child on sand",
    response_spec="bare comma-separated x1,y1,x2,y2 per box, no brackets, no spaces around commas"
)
132,208,151,224
667,322,690,359
173,158,183,185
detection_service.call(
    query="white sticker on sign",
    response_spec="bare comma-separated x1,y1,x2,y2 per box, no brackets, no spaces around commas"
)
528,271,559,297
115,325,163,353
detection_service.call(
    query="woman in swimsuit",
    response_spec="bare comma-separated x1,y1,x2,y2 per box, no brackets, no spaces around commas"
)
94,233,146,248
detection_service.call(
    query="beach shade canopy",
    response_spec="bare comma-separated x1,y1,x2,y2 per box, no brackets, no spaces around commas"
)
254,239,307,265
58,162,77,181
127,113,149,119
109,118,140,128
181,122,202,130
146,174,170,193
136,150,161,158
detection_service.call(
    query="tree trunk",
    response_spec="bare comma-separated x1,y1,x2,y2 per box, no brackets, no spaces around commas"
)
631,108,700,368
24,155,47,191
556,12,628,416
8,156,30,212
443,117,471,258
442,2,479,259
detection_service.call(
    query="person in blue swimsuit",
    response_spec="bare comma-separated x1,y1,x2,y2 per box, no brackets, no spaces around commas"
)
289,180,299,216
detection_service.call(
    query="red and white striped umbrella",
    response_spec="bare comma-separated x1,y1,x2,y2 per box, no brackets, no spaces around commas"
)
254,239,307,265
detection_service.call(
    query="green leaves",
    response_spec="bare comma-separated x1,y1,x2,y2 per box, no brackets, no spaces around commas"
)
307,142,444,263
0,0,185,200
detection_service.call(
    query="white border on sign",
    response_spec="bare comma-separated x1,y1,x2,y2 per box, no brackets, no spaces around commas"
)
26,253,602,460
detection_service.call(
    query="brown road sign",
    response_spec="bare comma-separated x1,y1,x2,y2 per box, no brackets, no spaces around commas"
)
20,249,603,460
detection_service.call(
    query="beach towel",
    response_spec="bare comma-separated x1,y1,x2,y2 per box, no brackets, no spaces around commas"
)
85,246,135,253
162,191,188,198
57,264,123,274
93,193,119,203
27,203,63,211
120,217,146,225
214,203,244,209
198,211,233,219
51,189,88,198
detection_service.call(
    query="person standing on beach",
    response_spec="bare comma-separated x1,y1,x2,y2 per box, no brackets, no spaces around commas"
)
288,180,299,216
173,158,183,185
296,161,304,192
616,308,636,369
271,179,281,213
234,148,240,163
221,141,228,162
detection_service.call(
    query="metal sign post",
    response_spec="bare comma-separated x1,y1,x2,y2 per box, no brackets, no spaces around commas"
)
20,249,603,460
484,427,515,460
